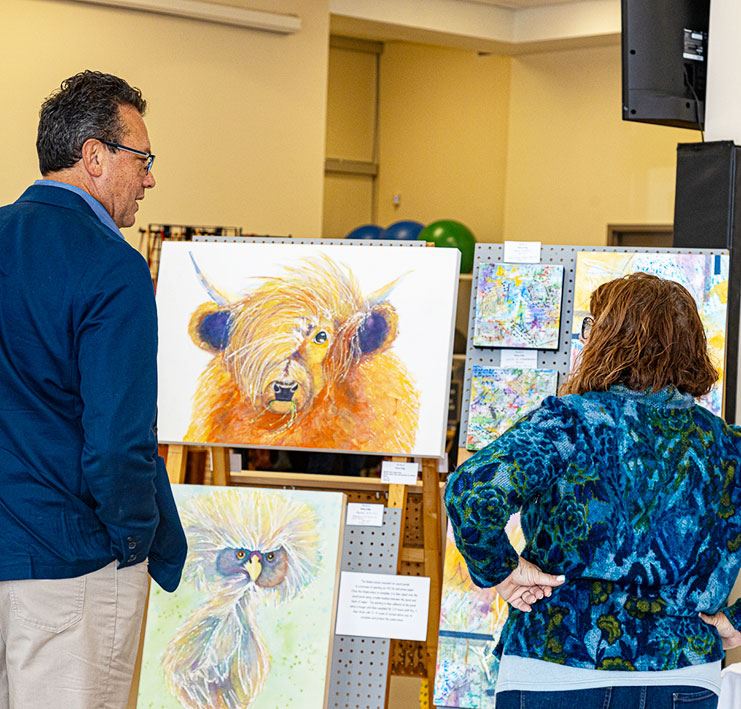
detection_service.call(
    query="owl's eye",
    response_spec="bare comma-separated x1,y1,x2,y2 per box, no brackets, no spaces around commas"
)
265,551,275,562
235,550,246,560
313,330,328,345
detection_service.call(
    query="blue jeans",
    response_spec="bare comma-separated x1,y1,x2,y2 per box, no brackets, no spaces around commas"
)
496,686,718,709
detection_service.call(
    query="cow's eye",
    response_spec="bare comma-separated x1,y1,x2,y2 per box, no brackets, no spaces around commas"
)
313,330,328,344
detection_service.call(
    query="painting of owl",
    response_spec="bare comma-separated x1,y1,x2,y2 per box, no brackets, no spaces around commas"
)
139,486,345,709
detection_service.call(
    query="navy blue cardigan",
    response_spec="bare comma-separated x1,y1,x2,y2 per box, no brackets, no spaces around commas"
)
0,185,186,591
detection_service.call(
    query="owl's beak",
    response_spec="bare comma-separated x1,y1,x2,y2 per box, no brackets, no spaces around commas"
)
246,555,262,582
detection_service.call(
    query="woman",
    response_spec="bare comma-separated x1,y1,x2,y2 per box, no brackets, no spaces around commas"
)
445,273,741,709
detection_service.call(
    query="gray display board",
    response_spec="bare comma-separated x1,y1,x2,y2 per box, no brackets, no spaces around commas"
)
459,243,729,450
329,508,402,709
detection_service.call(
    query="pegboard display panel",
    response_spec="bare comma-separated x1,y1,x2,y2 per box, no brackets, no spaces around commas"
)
459,244,730,449
347,490,424,550
329,507,401,709
341,508,402,573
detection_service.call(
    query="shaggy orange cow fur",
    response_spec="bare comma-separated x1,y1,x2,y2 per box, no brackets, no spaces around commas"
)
185,255,420,454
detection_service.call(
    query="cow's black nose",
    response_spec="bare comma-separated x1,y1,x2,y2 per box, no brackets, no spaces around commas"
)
272,381,298,401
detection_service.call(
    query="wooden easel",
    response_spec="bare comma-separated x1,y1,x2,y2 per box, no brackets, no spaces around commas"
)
164,444,231,485
386,458,443,709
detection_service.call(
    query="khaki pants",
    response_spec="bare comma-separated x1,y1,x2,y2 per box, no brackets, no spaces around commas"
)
0,560,149,709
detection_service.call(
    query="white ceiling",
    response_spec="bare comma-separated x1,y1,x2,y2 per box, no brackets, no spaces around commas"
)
458,0,591,7
331,0,621,54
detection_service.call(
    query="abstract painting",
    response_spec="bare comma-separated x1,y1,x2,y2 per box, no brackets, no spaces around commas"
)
434,517,525,708
571,252,729,414
466,366,559,451
473,263,564,349
156,242,460,457
138,485,345,709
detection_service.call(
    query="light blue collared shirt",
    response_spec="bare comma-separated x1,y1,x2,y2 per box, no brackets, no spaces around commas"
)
34,179,122,240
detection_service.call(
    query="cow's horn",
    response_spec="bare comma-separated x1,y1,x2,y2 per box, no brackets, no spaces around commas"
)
367,271,409,304
189,252,229,306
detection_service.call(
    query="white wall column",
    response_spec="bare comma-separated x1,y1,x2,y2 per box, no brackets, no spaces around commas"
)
703,0,741,422
704,0,741,143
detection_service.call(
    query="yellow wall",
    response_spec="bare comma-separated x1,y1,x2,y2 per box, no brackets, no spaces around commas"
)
376,42,511,242
0,0,329,243
325,45,377,162
366,41,701,246
322,43,378,237
503,44,700,245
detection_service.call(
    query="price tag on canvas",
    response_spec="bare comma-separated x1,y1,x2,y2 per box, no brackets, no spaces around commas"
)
499,349,539,369
381,460,419,485
504,240,542,263
346,503,385,527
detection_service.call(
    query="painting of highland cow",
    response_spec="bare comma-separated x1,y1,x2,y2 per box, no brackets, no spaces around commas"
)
155,242,459,457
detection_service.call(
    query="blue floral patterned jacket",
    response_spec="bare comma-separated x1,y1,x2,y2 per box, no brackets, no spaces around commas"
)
445,385,741,671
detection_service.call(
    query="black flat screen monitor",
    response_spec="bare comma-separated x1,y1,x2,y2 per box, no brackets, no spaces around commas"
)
622,0,710,131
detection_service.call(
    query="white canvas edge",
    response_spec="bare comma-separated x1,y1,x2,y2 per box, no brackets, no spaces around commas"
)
322,493,347,709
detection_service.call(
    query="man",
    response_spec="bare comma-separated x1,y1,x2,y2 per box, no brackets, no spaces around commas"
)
0,71,187,708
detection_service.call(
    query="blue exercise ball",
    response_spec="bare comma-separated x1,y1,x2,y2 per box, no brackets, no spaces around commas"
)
346,224,383,240
382,220,424,241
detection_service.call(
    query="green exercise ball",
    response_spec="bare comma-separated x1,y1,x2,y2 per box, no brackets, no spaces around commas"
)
418,219,476,273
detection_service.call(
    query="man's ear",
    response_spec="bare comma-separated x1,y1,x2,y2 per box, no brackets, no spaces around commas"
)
356,302,398,357
188,302,233,353
80,138,105,178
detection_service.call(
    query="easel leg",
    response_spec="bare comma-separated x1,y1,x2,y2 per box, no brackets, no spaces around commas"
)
387,482,409,541
211,447,231,486
421,458,443,709
165,444,187,484
386,480,409,709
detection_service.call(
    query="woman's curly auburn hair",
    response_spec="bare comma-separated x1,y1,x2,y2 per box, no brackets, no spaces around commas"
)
561,272,718,397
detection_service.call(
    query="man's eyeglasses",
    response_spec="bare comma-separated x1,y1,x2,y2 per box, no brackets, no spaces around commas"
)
580,315,595,341
98,139,155,174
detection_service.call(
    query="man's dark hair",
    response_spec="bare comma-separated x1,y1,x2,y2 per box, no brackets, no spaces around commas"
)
36,70,147,175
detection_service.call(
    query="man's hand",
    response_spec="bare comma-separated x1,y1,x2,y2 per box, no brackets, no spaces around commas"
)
495,557,566,612
699,611,741,649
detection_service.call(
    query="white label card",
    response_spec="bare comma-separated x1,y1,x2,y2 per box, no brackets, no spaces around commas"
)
499,349,539,369
504,240,542,263
346,503,385,527
381,460,419,485
335,571,430,641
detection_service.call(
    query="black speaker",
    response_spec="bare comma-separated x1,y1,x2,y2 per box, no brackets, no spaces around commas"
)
673,141,741,422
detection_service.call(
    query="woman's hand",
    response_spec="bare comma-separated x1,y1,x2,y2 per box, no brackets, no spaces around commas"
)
699,611,741,649
495,557,566,612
